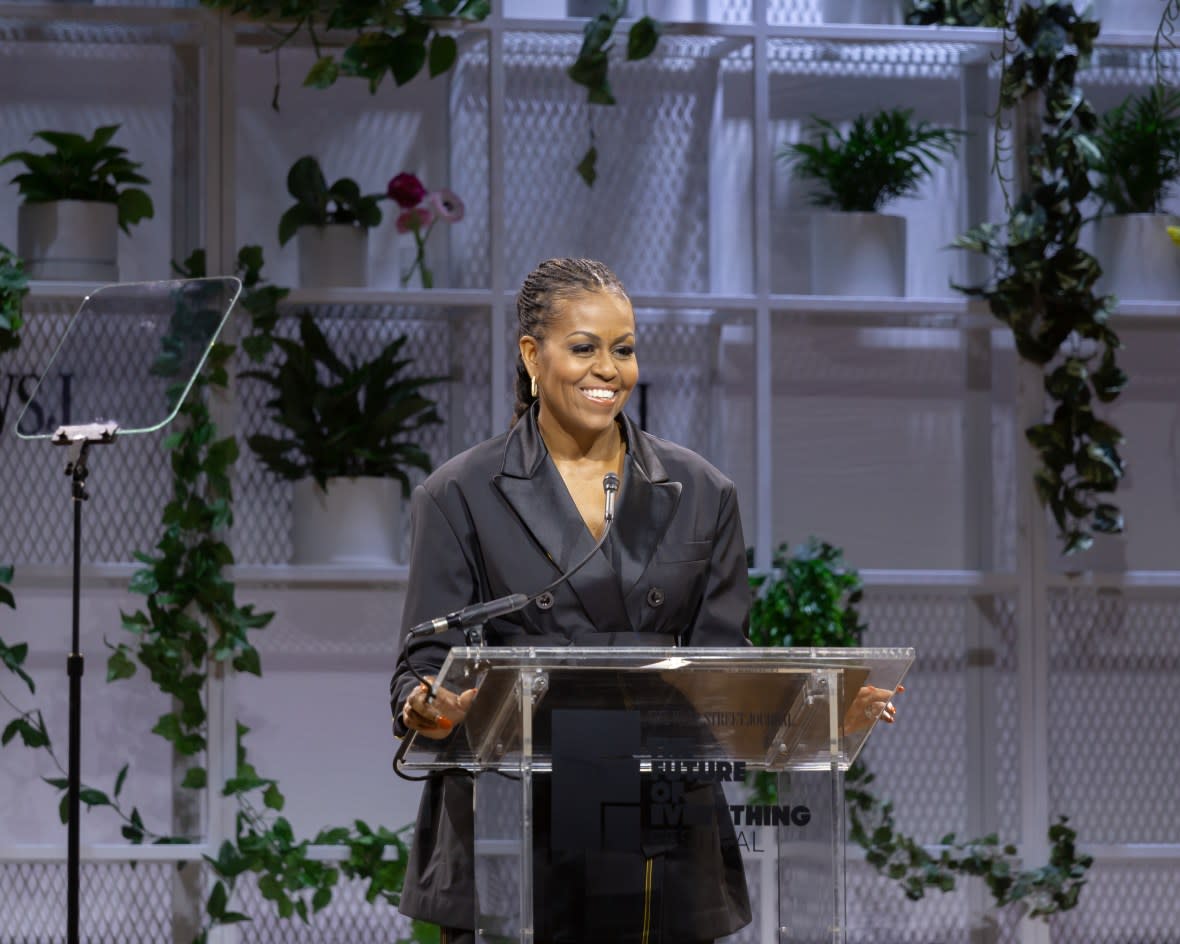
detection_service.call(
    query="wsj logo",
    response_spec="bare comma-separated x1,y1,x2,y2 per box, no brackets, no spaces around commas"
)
0,372,73,436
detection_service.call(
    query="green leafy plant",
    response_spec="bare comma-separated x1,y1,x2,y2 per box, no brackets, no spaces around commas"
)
779,108,964,212
747,537,1093,917
747,538,865,649
953,0,1125,555
1092,85,1180,215
277,156,386,246
567,0,664,186
905,0,1007,27
0,243,27,356
242,311,445,493
0,125,154,233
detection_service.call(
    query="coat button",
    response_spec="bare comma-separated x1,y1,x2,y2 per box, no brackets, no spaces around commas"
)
646,587,665,608
535,591,555,611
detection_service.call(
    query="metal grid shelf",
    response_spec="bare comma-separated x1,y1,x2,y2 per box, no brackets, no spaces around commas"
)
0,4,208,43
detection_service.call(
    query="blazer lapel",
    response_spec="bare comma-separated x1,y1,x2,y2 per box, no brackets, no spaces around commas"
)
492,409,633,632
613,414,682,597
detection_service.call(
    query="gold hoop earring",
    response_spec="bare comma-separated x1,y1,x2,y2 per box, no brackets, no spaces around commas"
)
530,375,538,398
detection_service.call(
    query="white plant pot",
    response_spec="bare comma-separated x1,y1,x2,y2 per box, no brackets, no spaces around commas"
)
17,200,118,281
820,0,903,24
290,476,402,566
297,225,368,289
810,212,906,296
1092,213,1180,302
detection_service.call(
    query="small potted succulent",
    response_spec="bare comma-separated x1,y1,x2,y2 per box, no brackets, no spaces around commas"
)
0,124,154,281
0,243,28,358
778,107,963,296
277,155,386,289
1090,85,1180,301
242,311,446,565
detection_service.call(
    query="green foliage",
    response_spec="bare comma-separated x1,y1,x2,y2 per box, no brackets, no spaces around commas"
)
747,538,865,648
905,0,1007,27
847,763,1093,916
0,244,27,356
198,0,489,96
747,537,1093,919
779,108,964,213
277,156,386,246
567,0,664,186
0,125,154,233
242,311,445,493
1092,85,1180,215
953,0,1124,556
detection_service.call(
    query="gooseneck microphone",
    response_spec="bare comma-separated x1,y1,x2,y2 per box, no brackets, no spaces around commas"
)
406,471,621,640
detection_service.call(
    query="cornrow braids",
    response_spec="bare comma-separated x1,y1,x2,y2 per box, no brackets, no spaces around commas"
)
511,258,630,423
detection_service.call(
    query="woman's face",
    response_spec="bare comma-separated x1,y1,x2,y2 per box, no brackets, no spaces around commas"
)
521,290,638,443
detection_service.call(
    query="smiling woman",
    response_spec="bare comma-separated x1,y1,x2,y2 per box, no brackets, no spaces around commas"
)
389,257,754,943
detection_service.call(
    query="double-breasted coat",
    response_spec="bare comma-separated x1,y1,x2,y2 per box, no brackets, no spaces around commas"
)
389,406,752,941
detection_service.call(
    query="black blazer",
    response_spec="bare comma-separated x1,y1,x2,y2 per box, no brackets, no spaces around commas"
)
389,406,752,936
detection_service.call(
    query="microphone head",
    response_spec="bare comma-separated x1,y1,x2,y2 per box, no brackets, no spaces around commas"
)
603,472,620,494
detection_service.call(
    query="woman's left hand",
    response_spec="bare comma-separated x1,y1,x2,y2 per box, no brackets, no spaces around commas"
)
843,684,905,735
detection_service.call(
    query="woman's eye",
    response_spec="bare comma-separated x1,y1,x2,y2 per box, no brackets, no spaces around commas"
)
571,344,595,355
613,345,635,358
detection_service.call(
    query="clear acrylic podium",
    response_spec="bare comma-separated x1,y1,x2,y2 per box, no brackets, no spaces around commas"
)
400,646,913,943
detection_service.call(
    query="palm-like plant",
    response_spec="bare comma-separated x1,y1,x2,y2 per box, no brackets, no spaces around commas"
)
1092,85,1180,216
779,108,964,212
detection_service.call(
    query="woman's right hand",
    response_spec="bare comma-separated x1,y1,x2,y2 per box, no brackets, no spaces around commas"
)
401,677,478,740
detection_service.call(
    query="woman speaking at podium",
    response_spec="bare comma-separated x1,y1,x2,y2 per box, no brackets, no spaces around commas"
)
390,257,755,943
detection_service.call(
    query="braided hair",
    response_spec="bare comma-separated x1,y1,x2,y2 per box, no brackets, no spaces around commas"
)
512,258,630,424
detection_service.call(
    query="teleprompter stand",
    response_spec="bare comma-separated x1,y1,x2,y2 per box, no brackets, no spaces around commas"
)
13,277,242,944
399,645,913,944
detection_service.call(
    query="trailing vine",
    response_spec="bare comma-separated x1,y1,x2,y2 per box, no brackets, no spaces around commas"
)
747,538,1093,918
0,243,26,356
567,0,663,186
953,0,1126,556
200,0,490,100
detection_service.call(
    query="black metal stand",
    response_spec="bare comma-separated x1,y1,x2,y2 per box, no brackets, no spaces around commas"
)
54,422,117,944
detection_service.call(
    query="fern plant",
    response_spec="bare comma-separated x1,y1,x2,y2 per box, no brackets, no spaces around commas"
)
779,108,964,212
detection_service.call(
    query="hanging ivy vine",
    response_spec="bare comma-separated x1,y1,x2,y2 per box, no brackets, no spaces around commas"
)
953,0,1126,556
747,538,1093,917
0,250,421,942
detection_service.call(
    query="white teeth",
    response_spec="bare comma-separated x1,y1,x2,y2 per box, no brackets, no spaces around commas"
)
583,389,615,400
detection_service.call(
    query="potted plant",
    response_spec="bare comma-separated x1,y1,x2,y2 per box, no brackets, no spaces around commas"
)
905,0,1006,26
242,311,446,565
0,243,28,358
277,155,385,289
778,108,963,295
0,124,154,281
1089,85,1180,301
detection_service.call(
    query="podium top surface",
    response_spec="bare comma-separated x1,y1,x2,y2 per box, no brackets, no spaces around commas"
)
402,646,914,773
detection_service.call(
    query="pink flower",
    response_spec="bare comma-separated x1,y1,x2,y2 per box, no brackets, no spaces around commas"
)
396,206,433,234
428,188,465,224
387,172,426,208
